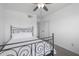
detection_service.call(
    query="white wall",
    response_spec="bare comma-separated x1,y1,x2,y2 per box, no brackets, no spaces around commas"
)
4,9,37,43
42,4,79,54
0,4,4,45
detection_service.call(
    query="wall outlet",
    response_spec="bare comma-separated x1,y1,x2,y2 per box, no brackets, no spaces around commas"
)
72,43,74,47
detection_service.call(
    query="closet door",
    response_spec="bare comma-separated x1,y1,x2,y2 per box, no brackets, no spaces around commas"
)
39,21,49,38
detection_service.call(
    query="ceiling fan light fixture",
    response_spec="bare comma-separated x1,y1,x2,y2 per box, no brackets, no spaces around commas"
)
33,3,49,11
38,3,44,9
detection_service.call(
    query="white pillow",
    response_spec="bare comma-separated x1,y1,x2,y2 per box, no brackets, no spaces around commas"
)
8,32,33,43
12,32,33,39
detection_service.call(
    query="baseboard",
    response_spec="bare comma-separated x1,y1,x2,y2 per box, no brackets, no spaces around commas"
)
54,44,79,56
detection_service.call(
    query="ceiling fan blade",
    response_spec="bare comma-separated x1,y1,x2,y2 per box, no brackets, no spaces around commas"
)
43,5,48,11
45,3,52,4
33,6,38,11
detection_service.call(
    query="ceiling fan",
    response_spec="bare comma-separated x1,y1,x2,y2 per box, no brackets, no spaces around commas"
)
33,3,51,11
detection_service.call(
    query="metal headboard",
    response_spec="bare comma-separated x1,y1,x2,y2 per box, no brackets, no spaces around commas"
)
0,25,54,56
10,25,34,39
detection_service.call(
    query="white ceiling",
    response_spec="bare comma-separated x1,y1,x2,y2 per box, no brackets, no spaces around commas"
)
3,3,71,19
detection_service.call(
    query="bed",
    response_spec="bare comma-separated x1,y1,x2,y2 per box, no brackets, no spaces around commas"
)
0,25,55,56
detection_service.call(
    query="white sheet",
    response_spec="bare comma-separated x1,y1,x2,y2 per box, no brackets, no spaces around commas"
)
0,50,17,56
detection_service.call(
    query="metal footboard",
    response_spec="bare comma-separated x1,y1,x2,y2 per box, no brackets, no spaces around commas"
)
0,33,54,56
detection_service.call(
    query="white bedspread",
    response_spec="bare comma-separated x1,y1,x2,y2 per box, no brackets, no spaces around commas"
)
0,38,56,56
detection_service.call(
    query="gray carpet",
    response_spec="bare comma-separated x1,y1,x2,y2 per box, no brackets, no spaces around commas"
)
54,45,79,56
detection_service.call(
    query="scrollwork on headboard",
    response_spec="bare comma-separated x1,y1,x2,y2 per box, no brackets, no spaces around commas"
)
11,26,33,33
